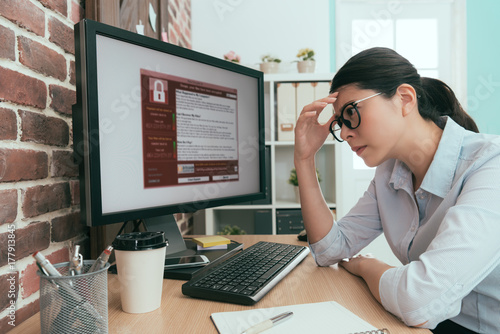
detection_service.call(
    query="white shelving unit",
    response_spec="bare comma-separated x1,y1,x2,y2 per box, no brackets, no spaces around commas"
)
198,72,341,235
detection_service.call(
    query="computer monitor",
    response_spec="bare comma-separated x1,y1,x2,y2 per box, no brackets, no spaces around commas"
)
73,19,265,254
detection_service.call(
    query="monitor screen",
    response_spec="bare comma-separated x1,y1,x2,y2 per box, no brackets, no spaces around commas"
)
73,19,265,227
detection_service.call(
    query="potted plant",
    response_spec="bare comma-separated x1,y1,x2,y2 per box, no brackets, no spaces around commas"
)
296,48,316,73
260,55,281,74
288,168,321,202
223,50,241,63
217,225,246,235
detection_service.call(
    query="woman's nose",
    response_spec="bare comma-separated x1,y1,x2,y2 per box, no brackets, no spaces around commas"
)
340,125,354,141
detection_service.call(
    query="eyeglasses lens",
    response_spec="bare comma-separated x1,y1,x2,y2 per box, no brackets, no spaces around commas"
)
330,120,342,142
342,105,360,129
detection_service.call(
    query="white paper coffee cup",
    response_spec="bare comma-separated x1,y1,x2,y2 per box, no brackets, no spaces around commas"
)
113,231,167,313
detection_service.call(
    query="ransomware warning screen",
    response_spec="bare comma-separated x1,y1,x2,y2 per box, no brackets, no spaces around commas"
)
140,69,239,188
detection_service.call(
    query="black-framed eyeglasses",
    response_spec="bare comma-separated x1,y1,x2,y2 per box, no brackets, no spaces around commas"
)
329,92,382,142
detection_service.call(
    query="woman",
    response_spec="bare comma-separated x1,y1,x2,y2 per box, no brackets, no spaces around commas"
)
294,47,500,334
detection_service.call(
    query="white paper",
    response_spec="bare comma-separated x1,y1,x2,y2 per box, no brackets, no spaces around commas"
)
211,301,378,334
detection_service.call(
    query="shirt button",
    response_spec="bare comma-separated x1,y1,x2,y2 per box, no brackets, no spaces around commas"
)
411,226,416,232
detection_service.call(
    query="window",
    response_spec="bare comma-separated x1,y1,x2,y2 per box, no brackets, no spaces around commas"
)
335,0,466,169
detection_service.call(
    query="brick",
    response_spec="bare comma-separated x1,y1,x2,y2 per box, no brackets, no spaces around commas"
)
0,107,17,140
47,246,71,265
39,0,67,17
22,183,71,218
0,0,45,37
69,180,80,205
51,150,78,177
168,23,178,45
179,37,190,49
51,211,87,242
0,148,48,182
0,189,17,225
0,67,47,109
20,247,68,299
17,221,51,259
18,36,67,81
183,24,192,41
0,25,15,60
19,261,39,298
48,16,74,55
173,22,181,36
69,60,76,85
49,85,75,115
0,221,50,267
169,0,178,16
20,110,69,147
70,0,84,24
0,272,18,313
0,299,39,332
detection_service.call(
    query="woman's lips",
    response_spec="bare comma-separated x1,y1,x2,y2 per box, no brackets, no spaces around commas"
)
351,145,367,156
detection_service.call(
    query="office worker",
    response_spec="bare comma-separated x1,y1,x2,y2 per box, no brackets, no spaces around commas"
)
294,47,500,334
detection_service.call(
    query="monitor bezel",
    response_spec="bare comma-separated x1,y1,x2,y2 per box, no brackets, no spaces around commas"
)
73,19,266,227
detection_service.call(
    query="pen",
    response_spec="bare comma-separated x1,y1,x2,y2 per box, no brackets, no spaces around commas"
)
69,245,83,275
240,311,293,334
88,245,113,273
35,261,49,276
33,251,61,277
33,251,104,332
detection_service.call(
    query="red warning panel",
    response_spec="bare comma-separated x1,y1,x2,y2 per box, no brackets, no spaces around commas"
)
140,69,240,189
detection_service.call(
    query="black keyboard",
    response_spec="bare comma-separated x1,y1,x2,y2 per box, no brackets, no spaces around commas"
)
182,241,310,305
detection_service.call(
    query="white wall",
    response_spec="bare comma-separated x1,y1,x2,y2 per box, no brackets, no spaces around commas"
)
191,0,331,73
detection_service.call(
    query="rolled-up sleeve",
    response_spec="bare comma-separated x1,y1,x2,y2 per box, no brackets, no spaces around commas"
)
309,222,342,266
310,179,383,266
379,265,464,328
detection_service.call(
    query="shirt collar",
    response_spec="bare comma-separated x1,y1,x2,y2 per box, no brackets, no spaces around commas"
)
420,117,464,198
389,117,465,198
389,160,412,192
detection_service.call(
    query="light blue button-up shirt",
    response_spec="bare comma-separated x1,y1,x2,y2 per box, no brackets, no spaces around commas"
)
310,117,500,332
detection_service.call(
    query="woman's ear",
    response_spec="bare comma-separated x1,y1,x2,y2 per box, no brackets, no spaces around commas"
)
396,84,418,117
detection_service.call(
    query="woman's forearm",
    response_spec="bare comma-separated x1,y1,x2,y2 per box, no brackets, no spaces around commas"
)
340,255,393,303
294,159,334,244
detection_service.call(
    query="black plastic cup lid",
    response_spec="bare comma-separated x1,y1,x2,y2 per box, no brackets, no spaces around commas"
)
112,231,167,251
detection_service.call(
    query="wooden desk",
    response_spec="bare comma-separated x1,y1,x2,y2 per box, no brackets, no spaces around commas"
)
11,235,429,334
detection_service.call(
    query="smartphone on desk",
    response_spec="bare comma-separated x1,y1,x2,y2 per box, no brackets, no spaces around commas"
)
164,255,209,270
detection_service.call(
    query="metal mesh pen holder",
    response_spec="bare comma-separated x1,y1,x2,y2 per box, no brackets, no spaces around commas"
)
38,260,110,334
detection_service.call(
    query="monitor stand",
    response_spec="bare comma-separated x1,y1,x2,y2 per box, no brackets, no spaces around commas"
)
143,214,196,257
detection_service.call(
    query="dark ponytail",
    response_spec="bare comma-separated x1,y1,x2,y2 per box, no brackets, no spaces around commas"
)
330,47,479,133
419,78,478,132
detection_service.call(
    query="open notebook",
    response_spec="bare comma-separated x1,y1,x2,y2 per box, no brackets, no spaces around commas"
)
211,301,390,334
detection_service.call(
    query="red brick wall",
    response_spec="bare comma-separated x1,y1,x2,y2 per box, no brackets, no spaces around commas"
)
167,0,192,49
0,0,193,331
0,0,86,332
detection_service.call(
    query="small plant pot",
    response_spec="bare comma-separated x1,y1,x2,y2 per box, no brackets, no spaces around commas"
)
260,62,280,74
297,60,315,73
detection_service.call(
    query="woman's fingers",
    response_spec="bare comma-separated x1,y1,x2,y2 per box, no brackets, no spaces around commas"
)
294,92,339,161
298,92,338,117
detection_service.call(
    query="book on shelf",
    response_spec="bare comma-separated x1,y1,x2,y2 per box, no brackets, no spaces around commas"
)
276,82,296,141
